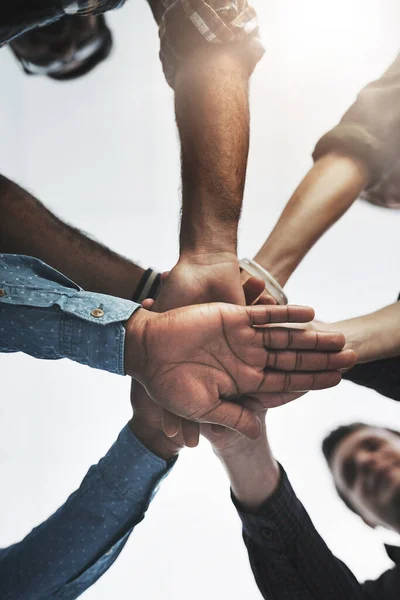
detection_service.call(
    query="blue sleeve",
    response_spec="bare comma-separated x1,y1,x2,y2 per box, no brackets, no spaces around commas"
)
0,254,142,375
0,425,177,600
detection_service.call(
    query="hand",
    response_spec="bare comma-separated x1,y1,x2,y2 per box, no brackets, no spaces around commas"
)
290,319,357,371
129,380,193,460
155,252,245,310
142,257,261,441
125,303,356,439
240,268,278,305
142,276,279,442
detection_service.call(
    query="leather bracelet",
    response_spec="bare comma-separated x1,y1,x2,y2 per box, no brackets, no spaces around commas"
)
132,269,161,303
239,258,288,305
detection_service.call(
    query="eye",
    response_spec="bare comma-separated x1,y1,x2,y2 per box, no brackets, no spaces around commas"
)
360,438,381,452
342,458,357,488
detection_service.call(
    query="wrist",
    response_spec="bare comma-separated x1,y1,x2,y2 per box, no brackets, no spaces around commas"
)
329,316,382,365
252,252,294,288
180,226,237,256
217,437,281,512
128,417,181,461
177,250,238,267
124,308,154,379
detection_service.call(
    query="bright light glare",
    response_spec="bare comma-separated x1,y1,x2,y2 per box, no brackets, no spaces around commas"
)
254,0,388,56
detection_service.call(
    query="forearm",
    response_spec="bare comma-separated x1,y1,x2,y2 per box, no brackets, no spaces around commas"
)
329,301,400,364
175,45,251,256
215,425,280,513
254,153,370,286
0,425,174,599
0,174,144,299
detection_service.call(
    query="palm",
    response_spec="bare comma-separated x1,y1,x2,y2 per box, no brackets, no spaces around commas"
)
140,303,354,435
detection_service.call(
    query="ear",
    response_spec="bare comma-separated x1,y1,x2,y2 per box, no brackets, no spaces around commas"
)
361,515,378,529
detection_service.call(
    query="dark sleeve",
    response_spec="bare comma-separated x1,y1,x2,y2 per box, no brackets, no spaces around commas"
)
0,0,125,46
363,545,400,600
0,1,64,46
343,357,400,402
234,467,383,600
312,53,400,187
343,295,400,402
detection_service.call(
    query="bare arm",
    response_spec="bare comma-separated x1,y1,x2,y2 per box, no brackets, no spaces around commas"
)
254,53,400,287
160,43,255,307
254,153,370,286
175,44,251,258
0,174,146,299
211,419,281,512
147,0,264,306
323,301,400,364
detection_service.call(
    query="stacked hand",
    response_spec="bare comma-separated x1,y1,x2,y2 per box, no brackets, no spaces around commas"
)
126,252,356,456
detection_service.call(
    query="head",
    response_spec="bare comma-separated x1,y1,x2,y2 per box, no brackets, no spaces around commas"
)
323,423,400,532
10,15,112,80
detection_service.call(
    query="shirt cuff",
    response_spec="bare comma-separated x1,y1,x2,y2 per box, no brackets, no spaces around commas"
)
158,1,264,88
312,124,383,187
232,465,308,549
98,424,177,506
0,254,142,375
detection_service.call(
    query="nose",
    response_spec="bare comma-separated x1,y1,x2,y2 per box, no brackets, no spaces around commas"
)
355,449,381,472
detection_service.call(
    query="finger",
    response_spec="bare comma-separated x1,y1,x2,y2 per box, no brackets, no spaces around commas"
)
240,392,307,410
161,271,170,282
247,305,315,326
256,370,342,393
199,402,262,440
181,420,200,447
243,276,265,305
254,292,277,305
264,348,357,372
161,409,181,438
142,298,155,310
261,328,346,351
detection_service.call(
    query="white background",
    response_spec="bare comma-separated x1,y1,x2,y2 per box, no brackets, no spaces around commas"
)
1,0,400,597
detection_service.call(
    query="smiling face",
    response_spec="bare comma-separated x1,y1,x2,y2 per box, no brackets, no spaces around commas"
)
331,427,400,531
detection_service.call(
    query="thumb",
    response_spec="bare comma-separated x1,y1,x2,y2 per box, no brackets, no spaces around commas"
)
242,276,265,305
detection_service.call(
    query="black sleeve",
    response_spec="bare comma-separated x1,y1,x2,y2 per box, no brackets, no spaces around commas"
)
234,467,390,600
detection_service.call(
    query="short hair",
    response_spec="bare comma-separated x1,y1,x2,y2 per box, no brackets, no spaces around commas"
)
322,422,369,466
322,422,400,516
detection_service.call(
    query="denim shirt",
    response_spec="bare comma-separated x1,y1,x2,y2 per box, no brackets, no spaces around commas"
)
0,254,141,375
0,424,176,599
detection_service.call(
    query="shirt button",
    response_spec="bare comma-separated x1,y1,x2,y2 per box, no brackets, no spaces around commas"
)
0,289,5,297
91,308,105,318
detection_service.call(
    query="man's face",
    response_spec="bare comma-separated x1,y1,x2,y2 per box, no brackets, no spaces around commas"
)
331,427,400,532
10,16,109,78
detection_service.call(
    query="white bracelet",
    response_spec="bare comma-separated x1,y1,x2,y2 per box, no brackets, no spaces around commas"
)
239,258,288,305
